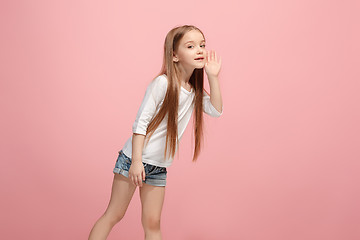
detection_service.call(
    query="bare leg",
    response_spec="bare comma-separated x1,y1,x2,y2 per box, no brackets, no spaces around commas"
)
88,173,137,240
140,183,166,240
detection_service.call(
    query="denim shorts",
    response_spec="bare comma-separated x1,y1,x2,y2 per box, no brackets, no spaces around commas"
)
113,150,167,187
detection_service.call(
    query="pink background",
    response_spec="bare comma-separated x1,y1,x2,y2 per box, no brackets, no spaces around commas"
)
1,0,359,239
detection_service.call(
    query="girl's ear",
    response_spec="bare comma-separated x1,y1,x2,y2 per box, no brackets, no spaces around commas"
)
173,53,179,63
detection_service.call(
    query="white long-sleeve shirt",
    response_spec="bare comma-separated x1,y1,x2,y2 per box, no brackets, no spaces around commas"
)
121,74,223,167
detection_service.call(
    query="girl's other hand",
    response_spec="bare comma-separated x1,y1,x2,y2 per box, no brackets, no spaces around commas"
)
204,50,222,78
128,161,146,187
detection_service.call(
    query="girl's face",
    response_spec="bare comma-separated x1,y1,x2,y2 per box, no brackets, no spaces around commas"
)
173,30,207,71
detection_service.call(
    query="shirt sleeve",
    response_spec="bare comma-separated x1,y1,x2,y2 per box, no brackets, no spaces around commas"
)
203,89,223,117
132,75,168,135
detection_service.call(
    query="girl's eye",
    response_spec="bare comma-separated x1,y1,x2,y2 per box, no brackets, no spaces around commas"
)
187,45,206,48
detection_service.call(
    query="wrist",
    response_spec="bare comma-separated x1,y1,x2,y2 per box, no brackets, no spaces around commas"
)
132,156,142,163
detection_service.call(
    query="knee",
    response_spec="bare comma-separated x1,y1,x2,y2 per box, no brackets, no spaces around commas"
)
103,211,125,225
142,216,161,231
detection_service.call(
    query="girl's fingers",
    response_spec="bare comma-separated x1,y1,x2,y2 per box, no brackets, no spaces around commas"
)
131,175,137,186
206,50,222,66
129,170,145,186
136,176,141,186
207,50,218,62
137,175,142,186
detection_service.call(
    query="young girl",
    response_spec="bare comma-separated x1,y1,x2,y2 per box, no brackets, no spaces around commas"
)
88,24,223,240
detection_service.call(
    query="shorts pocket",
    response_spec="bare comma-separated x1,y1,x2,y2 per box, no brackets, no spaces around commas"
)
141,163,152,174
120,151,131,163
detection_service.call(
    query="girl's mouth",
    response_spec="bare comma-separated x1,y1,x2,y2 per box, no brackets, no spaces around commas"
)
195,57,204,61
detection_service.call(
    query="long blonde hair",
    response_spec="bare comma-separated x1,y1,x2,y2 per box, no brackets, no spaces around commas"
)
144,25,206,162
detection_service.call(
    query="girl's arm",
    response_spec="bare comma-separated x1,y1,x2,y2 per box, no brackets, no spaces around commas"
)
130,75,168,162
129,132,146,187
207,75,223,113
203,87,223,117
128,75,167,187
204,49,223,115
131,133,145,163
